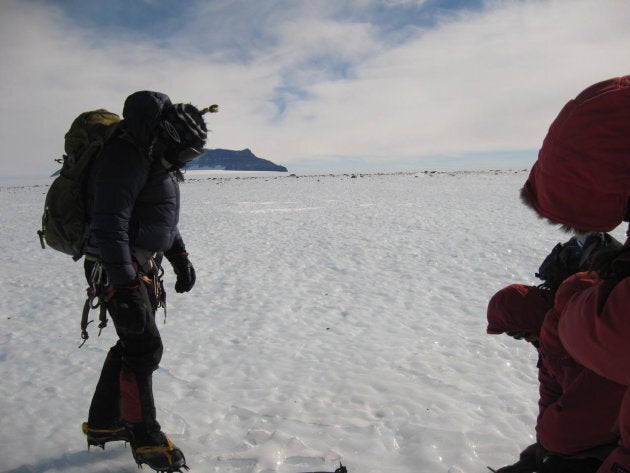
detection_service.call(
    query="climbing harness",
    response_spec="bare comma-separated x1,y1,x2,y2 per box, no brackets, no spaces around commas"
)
79,253,167,347
141,255,167,324
79,258,110,347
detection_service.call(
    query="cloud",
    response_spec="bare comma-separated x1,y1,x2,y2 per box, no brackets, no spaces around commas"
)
268,0,629,155
1,0,629,177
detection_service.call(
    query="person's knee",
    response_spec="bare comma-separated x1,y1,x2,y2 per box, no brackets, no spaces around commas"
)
126,341,163,374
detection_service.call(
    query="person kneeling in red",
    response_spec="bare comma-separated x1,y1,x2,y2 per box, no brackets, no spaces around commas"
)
488,235,624,472
521,75,630,473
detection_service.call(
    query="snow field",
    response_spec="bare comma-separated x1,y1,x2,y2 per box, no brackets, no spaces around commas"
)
3,170,622,472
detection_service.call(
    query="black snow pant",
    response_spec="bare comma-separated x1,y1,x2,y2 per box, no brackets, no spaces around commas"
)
85,261,164,436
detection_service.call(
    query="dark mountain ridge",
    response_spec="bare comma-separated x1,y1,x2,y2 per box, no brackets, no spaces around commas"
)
187,148,287,172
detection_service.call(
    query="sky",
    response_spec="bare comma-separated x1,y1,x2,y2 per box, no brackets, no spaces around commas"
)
1,0,629,177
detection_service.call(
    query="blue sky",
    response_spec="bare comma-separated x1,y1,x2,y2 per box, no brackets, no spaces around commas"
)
1,0,629,177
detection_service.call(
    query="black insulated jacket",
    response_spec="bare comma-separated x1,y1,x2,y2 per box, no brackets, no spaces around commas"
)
86,91,182,285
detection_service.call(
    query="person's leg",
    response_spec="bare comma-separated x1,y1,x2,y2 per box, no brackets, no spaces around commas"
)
83,345,129,447
88,345,123,427
109,284,187,471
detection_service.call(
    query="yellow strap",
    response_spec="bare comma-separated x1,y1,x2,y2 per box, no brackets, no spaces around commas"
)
134,437,176,465
82,422,125,435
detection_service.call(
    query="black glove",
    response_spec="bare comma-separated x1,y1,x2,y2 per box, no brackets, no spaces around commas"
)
165,238,196,293
494,457,537,473
540,455,601,473
106,282,153,335
167,253,196,293
494,443,546,473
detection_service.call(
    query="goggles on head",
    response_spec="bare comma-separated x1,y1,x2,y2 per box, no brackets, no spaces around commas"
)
162,120,182,144
159,119,204,167
177,146,204,164
159,103,218,168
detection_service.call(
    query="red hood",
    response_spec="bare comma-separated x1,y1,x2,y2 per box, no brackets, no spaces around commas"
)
523,76,630,232
487,284,554,335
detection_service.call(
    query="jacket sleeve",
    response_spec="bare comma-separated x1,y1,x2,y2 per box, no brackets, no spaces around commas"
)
537,303,565,437
165,234,187,257
90,142,149,285
537,355,562,426
536,283,625,454
535,281,579,448
558,277,630,387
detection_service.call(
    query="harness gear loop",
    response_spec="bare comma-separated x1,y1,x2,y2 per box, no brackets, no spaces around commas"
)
79,259,111,347
153,257,167,323
97,304,108,336
137,257,167,323
78,254,167,347
79,288,94,348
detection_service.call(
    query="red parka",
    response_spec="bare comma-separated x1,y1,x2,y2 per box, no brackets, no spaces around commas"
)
522,76,630,472
487,283,624,456
537,273,624,456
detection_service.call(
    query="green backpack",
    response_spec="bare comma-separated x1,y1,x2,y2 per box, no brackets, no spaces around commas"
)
38,109,121,260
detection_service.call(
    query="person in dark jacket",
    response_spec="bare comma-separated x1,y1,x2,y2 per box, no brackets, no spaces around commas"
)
80,91,213,473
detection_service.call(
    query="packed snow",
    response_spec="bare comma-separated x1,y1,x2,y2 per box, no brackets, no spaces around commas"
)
2,170,625,473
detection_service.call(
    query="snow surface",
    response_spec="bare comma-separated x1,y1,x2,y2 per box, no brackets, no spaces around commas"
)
2,170,625,473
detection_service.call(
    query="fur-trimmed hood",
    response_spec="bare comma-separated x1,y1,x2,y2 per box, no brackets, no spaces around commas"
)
522,76,630,233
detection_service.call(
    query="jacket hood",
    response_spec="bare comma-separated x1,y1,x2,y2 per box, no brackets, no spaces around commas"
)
487,284,554,336
522,76,630,232
122,91,172,150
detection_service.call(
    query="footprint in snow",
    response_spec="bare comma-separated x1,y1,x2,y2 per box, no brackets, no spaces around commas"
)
218,429,341,473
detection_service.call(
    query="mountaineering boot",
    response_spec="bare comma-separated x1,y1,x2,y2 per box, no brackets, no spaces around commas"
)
120,371,188,471
82,422,130,449
128,425,188,472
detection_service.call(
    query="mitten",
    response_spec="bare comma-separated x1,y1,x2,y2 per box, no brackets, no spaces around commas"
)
168,253,196,293
596,446,630,473
165,238,196,293
493,443,545,473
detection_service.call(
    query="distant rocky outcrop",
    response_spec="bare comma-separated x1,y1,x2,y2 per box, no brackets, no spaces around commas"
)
187,148,287,172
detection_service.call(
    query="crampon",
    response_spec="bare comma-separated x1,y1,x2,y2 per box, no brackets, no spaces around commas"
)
82,422,130,449
131,434,189,473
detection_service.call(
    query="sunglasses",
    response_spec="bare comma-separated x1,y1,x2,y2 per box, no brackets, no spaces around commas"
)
177,146,204,164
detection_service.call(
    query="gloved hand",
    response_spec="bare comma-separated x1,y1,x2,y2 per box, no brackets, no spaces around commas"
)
165,237,196,293
494,457,537,473
540,454,601,473
520,442,547,465
596,447,630,473
167,253,196,293
106,281,153,334
493,443,546,473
